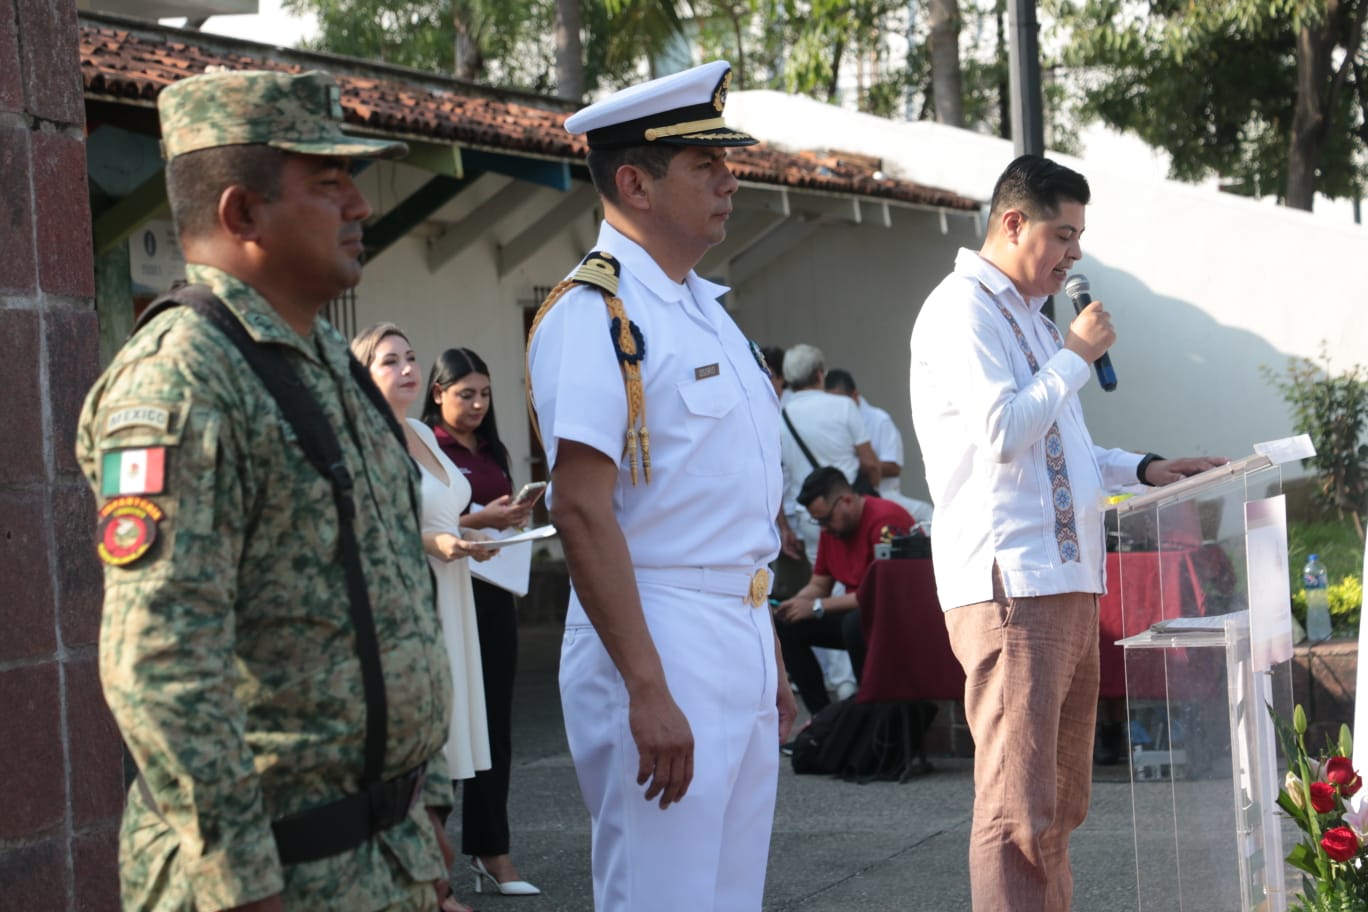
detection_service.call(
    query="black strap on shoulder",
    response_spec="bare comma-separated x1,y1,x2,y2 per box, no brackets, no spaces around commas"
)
348,359,408,454
132,290,188,335
781,407,821,472
140,284,389,787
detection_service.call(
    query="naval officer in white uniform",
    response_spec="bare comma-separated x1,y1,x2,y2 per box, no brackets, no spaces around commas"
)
527,61,797,912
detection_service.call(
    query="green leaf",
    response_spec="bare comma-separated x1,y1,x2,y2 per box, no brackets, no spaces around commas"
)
1287,841,1322,877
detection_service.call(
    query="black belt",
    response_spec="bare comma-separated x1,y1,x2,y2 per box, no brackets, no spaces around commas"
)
271,763,427,865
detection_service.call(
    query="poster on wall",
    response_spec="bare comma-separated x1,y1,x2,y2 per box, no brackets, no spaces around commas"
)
128,219,187,299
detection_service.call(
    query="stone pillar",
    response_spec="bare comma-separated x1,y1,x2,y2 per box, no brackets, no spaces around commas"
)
0,1,123,909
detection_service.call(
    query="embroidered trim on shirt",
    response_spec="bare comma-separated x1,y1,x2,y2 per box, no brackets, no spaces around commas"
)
992,301,1081,564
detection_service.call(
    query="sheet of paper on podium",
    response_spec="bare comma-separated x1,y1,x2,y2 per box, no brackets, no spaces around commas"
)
1149,613,1239,635
467,504,558,596
1253,433,1315,464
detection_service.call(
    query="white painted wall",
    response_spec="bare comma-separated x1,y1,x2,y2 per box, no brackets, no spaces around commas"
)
352,162,602,491
728,90,1368,490
726,206,981,500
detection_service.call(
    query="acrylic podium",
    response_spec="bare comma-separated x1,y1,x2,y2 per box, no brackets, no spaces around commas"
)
1108,446,1304,912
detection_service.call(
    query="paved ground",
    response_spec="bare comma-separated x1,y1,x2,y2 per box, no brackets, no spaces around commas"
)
442,624,1285,911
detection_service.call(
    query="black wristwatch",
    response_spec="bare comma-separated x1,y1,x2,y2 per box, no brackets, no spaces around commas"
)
1136,453,1163,486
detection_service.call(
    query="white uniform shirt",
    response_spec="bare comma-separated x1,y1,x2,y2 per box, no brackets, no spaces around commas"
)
778,388,869,518
909,248,1143,611
858,397,904,497
529,221,783,612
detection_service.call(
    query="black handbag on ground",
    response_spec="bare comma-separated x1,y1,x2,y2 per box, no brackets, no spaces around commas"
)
789,697,937,782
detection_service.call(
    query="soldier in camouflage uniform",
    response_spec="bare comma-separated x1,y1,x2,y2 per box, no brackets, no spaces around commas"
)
76,70,460,912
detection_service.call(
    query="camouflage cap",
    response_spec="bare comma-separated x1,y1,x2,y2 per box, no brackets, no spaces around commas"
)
157,69,408,161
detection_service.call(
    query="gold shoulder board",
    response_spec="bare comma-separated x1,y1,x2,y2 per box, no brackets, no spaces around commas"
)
571,251,620,297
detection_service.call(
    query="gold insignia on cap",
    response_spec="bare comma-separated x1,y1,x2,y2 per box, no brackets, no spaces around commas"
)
713,70,731,113
685,131,753,141
644,117,729,142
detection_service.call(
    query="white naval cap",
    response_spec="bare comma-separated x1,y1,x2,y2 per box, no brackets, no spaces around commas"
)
564,60,758,151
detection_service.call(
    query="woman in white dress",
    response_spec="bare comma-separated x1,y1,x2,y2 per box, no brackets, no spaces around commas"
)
353,323,493,912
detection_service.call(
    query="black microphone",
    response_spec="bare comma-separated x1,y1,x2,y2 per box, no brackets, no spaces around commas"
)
1064,274,1118,392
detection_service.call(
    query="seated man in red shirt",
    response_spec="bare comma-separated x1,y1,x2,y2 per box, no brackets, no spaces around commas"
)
774,466,916,715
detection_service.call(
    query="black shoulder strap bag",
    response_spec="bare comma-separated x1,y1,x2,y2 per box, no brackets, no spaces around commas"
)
781,406,879,497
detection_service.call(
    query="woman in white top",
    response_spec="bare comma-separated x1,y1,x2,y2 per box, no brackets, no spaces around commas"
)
352,322,493,912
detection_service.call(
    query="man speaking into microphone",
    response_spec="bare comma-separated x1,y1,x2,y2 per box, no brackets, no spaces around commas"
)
908,154,1223,912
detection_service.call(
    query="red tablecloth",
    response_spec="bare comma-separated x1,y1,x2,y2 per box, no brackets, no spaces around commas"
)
854,558,964,703
853,547,1236,704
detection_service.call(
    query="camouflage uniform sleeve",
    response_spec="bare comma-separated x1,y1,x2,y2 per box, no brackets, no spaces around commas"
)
420,749,454,810
79,349,286,910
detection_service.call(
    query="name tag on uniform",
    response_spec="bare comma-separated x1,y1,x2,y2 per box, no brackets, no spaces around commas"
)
694,363,720,381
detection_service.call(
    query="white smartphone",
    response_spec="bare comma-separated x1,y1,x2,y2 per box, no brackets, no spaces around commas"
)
512,481,547,506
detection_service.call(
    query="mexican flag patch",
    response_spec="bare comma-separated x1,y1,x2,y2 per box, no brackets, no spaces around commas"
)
102,447,166,496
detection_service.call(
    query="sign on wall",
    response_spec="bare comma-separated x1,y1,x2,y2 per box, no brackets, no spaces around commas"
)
128,219,186,297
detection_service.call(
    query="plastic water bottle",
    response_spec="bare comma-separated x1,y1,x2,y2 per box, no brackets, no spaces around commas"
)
1304,554,1332,642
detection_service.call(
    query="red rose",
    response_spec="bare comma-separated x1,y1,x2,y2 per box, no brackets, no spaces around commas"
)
1327,757,1362,797
1322,826,1360,863
1311,781,1338,813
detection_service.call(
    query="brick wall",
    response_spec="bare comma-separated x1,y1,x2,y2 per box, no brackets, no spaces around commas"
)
1293,639,1359,749
0,1,121,909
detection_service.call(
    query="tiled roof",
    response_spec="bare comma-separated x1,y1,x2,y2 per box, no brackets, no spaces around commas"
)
79,13,980,212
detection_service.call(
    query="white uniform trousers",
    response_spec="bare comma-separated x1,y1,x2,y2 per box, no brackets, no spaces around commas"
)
560,579,780,912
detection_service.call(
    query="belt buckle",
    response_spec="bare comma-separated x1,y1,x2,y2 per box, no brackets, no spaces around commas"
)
747,568,770,608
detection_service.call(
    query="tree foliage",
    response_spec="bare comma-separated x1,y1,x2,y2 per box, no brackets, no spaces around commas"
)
1263,346,1368,541
282,0,1364,212
1050,0,1368,208
685,0,912,109
280,0,459,72
283,0,688,96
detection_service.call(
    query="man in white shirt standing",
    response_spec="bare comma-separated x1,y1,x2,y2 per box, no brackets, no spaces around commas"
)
778,344,881,560
528,61,796,912
824,367,934,533
908,154,1222,911
823,369,903,490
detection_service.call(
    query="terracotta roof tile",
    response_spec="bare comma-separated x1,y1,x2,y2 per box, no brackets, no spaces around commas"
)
79,14,979,211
